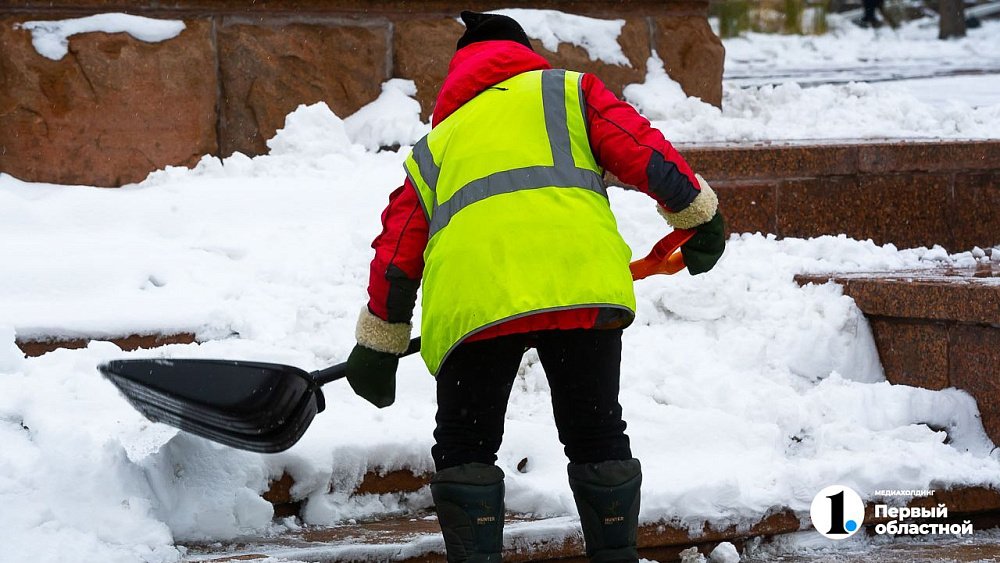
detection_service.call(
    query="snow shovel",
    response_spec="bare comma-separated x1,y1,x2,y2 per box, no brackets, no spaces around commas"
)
98,229,693,453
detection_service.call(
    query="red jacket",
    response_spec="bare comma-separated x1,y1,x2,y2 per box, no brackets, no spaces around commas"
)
366,40,702,341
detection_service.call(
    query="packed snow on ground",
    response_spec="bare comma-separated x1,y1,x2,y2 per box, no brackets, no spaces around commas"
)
722,16,1000,88
2,74,999,562
627,49,1000,141
744,526,1000,561
486,8,630,66
16,13,186,61
889,73,1000,109
4,13,1000,560
657,15,1000,137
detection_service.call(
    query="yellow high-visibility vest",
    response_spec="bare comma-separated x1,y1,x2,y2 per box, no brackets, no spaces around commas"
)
404,69,635,374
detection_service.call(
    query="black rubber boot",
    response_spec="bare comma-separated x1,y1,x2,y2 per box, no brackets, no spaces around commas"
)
567,458,642,563
430,463,505,563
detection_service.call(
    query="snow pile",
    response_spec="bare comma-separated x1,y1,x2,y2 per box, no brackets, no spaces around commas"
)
488,8,630,66
625,52,1000,141
266,101,356,158
16,13,186,61
2,94,999,561
710,542,741,563
344,79,430,151
2,53,1000,562
0,326,23,373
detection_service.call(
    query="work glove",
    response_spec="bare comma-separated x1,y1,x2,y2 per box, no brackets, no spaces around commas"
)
657,173,726,275
682,211,726,275
346,307,412,408
346,344,398,408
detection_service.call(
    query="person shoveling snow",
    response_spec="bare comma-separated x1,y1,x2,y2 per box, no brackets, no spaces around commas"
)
343,11,725,562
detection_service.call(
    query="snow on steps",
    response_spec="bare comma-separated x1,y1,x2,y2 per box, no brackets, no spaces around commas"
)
182,489,1000,562
16,331,196,357
186,477,1000,562
796,262,1000,444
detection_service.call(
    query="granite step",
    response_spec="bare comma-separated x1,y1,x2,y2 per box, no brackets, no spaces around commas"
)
183,485,1000,563
796,263,1000,444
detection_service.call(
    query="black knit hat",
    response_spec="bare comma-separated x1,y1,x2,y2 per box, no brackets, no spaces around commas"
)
456,11,534,51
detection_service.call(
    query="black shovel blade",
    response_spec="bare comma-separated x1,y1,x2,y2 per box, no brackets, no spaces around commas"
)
99,358,326,453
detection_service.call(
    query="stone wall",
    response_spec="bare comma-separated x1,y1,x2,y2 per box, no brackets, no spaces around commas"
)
677,140,1000,252
0,0,724,187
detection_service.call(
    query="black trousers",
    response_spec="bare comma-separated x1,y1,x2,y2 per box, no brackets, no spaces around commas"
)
432,328,632,471
863,0,884,22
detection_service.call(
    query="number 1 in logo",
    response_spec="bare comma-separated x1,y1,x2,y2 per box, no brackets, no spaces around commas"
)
811,486,865,539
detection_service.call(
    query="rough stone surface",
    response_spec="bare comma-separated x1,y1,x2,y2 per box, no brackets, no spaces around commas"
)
854,173,954,248
532,17,650,99
858,141,1000,174
953,171,1000,251
16,332,197,357
392,18,464,121
187,481,1000,562
712,181,777,236
867,317,950,390
811,277,1000,325
652,16,725,107
217,20,389,157
949,325,1000,444
5,0,709,18
679,143,861,181
0,17,217,186
779,174,953,248
394,16,651,120
354,469,431,496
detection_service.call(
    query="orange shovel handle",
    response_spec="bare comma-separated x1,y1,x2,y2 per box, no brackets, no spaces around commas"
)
629,229,695,281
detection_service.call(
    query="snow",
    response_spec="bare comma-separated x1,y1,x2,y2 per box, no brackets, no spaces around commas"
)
2,94,998,561
627,17,1000,141
16,13,186,61
723,16,1000,89
709,542,741,563
488,8,630,66
344,79,430,151
626,52,1000,142
892,74,1000,108
3,12,1000,562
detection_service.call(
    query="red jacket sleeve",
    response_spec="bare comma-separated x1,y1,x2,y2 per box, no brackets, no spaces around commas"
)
366,178,428,323
582,73,701,213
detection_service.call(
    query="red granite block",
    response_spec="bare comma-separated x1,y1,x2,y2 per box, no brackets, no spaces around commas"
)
823,278,1000,325
4,0,706,18
952,171,1000,251
949,324,1000,444
778,174,953,249
868,317,950,390
713,181,777,235
652,16,724,107
393,18,464,121
680,143,859,181
16,332,197,357
859,141,1000,174
217,19,389,157
0,17,217,186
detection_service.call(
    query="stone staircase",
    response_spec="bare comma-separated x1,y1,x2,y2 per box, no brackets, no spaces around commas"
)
178,469,1000,562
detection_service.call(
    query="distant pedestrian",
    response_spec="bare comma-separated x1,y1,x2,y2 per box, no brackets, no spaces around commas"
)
860,0,899,28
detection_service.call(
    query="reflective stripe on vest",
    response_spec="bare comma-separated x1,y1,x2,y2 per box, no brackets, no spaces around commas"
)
404,69,636,374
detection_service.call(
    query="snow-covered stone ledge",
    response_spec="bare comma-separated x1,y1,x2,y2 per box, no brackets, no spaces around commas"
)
188,484,1000,561
16,331,196,357
797,263,1000,444
0,0,723,187
669,139,1000,252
